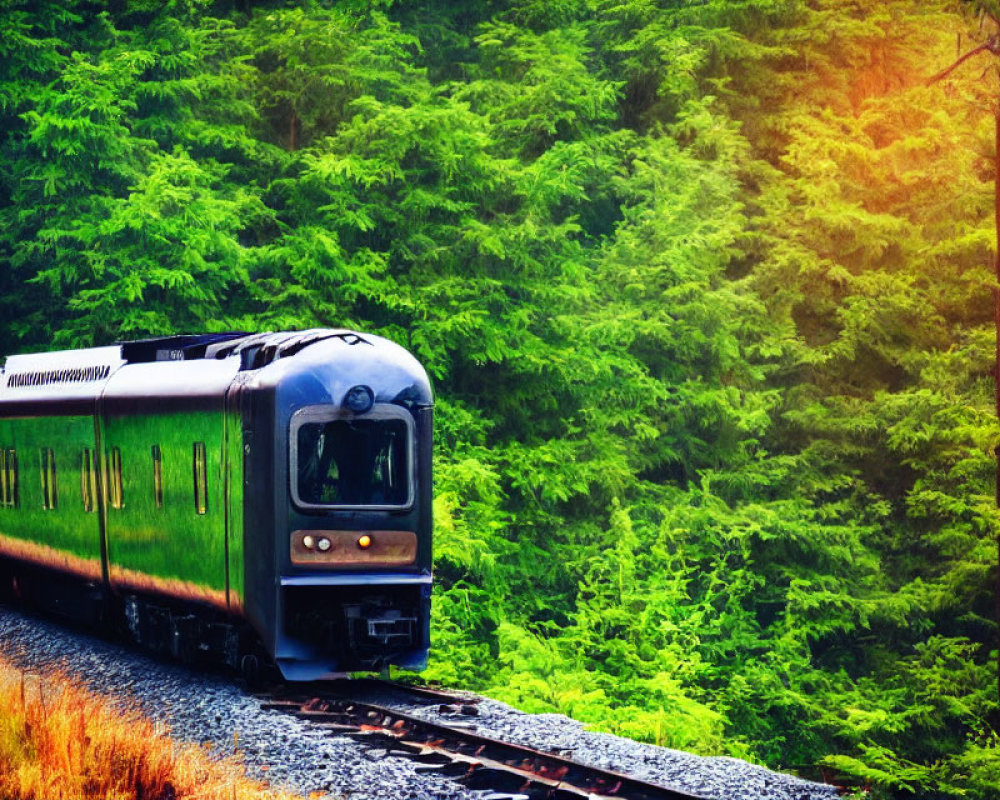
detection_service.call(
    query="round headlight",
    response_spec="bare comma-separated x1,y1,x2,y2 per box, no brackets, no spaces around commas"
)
343,385,374,413
302,535,315,550
317,537,332,552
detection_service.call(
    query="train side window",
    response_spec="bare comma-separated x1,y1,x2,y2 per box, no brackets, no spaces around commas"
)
81,448,96,512
152,445,163,508
8,450,17,508
108,447,124,509
40,448,57,510
0,450,9,507
1,449,17,508
193,442,207,515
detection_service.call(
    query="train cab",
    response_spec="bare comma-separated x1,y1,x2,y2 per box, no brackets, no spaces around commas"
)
233,330,433,680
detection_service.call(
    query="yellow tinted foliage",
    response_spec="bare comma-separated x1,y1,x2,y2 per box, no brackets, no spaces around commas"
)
0,658,302,800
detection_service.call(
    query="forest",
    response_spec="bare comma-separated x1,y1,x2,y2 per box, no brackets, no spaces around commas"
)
2,0,1000,796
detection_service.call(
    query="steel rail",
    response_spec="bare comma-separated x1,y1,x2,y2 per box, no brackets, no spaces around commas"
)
335,677,481,706
258,678,478,707
260,693,711,800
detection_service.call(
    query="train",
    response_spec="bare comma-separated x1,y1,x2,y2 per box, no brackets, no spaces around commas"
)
0,330,433,681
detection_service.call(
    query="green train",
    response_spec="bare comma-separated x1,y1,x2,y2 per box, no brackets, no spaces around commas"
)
0,330,433,680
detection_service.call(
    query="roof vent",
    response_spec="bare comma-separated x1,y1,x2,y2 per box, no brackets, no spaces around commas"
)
5,365,112,388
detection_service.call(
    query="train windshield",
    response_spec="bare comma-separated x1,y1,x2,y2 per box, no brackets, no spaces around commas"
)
294,416,411,508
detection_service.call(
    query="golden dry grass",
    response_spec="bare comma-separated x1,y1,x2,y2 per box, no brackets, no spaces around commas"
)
0,657,307,800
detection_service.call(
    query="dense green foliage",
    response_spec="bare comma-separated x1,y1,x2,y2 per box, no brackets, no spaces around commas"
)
2,0,999,795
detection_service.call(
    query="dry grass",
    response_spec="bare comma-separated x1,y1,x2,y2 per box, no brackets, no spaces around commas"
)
0,658,305,800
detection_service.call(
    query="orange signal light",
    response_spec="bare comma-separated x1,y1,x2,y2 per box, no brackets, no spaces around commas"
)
357,534,373,550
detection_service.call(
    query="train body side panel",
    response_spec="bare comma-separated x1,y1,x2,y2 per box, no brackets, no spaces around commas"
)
101,409,227,609
0,414,103,580
98,358,238,611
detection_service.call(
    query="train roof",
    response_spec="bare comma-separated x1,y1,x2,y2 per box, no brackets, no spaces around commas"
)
0,329,430,414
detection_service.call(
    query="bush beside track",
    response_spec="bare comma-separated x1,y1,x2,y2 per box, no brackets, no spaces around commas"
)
0,656,296,800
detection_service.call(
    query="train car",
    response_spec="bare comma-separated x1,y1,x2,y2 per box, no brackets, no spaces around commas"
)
0,330,433,680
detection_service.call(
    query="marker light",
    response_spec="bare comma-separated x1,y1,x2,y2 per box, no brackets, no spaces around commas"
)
343,385,374,413
302,535,316,550
316,537,332,552
357,534,372,550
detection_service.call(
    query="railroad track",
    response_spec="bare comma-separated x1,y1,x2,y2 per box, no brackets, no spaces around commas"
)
332,677,479,706
259,683,711,800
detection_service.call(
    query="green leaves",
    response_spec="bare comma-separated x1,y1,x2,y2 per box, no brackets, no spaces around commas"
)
0,2,268,347
465,21,621,156
244,7,424,150
51,149,267,343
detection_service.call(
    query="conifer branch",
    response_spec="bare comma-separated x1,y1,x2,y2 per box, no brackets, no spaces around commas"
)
926,38,1000,85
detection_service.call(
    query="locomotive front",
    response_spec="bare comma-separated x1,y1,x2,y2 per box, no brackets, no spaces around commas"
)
238,332,433,680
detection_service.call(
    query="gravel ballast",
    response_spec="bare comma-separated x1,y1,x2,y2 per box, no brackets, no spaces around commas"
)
0,605,837,800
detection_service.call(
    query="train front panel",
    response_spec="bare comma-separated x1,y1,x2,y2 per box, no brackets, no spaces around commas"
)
240,333,432,680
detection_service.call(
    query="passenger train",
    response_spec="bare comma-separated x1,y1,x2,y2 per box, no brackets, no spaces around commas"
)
0,330,433,680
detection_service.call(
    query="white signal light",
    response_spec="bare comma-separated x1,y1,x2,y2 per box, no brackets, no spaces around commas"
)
343,385,374,413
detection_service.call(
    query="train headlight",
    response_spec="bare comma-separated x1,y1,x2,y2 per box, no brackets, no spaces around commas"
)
343,385,374,413
290,530,416,566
